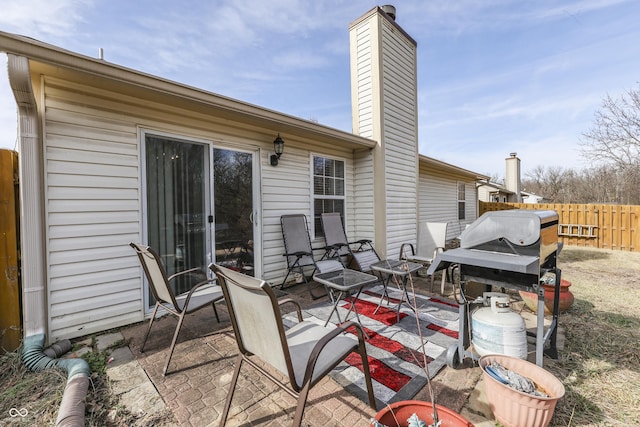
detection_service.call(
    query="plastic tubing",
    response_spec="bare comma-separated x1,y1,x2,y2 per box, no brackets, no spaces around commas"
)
22,334,91,427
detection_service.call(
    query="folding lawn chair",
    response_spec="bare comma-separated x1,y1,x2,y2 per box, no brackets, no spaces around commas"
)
399,221,450,294
210,264,375,427
320,212,381,273
280,214,343,299
130,242,224,375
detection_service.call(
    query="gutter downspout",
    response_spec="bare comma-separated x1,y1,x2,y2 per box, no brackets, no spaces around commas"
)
6,53,47,337
6,54,90,427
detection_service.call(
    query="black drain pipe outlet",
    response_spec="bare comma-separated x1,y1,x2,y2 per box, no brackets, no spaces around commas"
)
22,334,91,427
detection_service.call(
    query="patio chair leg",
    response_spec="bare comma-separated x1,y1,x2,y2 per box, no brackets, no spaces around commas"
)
163,312,187,376
292,383,311,427
212,302,220,323
220,354,244,427
140,303,160,353
359,337,376,410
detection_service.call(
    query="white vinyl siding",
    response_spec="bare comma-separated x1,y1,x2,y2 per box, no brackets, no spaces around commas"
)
418,164,478,240
349,12,419,259
381,20,418,257
351,22,375,139
353,149,375,242
40,75,364,340
43,79,142,341
253,143,357,285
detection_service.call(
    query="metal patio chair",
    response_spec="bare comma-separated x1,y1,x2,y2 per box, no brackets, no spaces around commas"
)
129,242,224,376
210,264,376,427
320,212,381,273
280,214,343,299
399,221,450,294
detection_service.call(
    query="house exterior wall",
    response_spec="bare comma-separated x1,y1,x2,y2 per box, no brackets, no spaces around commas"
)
36,75,363,341
418,163,479,240
478,184,493,202
3,26,487,343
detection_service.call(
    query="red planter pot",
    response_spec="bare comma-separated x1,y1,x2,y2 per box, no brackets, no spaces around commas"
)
371,400,474,427
519,279,574,315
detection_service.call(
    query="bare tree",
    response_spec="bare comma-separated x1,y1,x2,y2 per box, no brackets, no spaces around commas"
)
581,85,640,169
523,165,570,202
578,85,640,204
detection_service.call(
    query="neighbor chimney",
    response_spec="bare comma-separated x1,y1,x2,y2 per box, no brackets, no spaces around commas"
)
505,153,522,202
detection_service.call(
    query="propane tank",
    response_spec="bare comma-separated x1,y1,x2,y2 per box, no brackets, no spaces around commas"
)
472,292,527,359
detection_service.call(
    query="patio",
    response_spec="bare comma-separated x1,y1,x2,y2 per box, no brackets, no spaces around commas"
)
117,273,510,426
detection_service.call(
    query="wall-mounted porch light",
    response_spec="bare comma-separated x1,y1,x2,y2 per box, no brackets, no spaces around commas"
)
270,134,285,166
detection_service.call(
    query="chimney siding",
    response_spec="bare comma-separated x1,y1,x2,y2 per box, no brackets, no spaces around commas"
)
505,153,522,202
349,7,419,258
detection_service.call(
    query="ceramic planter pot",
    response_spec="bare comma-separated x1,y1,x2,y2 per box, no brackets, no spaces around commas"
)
519,279,574,314
479,354,565,427
371,400,473,427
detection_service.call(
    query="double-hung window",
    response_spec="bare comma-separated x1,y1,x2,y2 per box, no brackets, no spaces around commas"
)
312,155,345,237
457,181,466,220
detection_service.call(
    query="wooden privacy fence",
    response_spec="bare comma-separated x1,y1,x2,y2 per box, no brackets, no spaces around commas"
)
480,201,640,252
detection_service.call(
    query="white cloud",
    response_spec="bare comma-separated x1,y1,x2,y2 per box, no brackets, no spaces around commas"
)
0,0,91,39
0,56,18,151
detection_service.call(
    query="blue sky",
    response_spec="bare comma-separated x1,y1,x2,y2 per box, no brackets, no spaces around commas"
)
1,0,639,178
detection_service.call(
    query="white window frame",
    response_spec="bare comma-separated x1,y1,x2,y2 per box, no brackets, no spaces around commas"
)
310,154,346,239
457,181,466,220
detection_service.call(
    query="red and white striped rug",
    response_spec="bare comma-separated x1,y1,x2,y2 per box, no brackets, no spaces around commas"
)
284,284,459,407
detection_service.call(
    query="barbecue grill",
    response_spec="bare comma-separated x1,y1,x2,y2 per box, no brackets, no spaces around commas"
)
427,209,562,367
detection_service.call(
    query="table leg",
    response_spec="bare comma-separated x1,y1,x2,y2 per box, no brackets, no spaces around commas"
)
324,287,370,339
373,273,392,315
324,290,344,327
347,286,370,339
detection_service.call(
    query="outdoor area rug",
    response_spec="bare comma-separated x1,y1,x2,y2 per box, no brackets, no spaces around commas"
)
283,284,459,408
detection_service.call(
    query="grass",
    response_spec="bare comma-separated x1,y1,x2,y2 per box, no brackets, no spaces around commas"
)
543,246,640,426
0,334,173,426
1,246,638,426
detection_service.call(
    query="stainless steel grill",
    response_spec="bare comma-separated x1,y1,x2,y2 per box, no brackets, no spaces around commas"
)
427,209,562,367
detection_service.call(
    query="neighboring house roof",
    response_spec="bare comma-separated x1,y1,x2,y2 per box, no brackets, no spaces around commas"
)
478,180,547,201
521,191,545,200
478,180,515,194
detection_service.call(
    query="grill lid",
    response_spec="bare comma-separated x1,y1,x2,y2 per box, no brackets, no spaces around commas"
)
460,209,558,249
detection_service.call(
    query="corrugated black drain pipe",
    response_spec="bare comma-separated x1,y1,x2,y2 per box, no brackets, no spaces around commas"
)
22,334,91,427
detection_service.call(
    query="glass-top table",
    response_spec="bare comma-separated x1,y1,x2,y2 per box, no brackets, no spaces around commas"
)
313,268,380,336
370,259,423,321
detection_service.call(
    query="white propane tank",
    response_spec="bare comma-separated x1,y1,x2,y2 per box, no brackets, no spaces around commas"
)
472,292,528,359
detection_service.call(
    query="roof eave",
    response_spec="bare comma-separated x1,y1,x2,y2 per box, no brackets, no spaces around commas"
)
0,31,376,150
419,154,489,181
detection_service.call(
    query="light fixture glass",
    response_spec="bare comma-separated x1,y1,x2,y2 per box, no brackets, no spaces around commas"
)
271,134,285,166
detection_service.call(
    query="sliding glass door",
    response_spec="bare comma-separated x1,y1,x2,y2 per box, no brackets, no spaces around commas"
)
213,148,255,275
145,135,208,300
143,134,257,310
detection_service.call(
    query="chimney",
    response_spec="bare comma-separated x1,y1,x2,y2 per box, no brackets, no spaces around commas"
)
380,5,396,20
350,6,418,257
505,152,522,202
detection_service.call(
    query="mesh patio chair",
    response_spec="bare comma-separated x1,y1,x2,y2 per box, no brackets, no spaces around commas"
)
320,212,381,273
280,214,343,299
210,264,376,427
130,242,224,376
398,221,450,294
